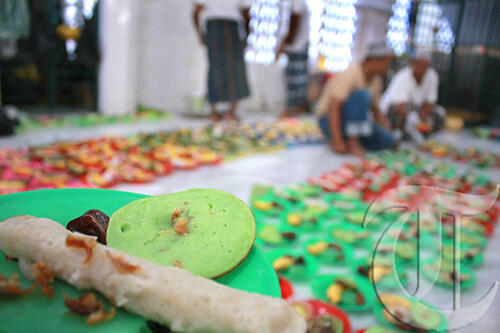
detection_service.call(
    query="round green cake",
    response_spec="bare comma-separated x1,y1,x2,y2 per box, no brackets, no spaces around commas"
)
107,189,256,278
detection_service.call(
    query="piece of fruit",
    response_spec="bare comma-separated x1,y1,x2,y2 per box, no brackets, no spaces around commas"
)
273,255,295,271
253,200,273,211
258,225,282,245
332,230,356,243
287,213,303,226
371,265,392,283
327,283,343,304
307,241,328,255
395,242,415,260
410,302,442,330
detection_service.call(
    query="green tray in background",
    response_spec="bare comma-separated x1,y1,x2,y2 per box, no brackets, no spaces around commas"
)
311,274,375,312
373,294,448,332
421,258,476,290
350,257,409,290
0,189,280,332
328,223,373,249
264,248,319,282
303,238,354,266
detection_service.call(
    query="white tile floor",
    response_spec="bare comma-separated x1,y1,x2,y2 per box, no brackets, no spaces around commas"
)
1,115,499,332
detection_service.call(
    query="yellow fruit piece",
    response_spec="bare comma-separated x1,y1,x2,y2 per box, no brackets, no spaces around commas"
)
371,265,392,282
272,256,295,271
379,294,411,308
253,201,272,211
307,241,328,255
327,283,343,304
287,213,302,226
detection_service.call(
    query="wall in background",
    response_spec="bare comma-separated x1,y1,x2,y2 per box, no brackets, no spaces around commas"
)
135,0,286,115
99,0,140,115
353,1,393,61
99,0,393,115
136,0,205,113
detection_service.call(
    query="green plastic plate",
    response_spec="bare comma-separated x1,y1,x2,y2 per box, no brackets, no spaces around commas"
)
303,238,354,266
373,294,448,332
311,274,375,312
421,258,476,290
264,248,319,282
280,209,326,233
328,223,372,249
350,258,408,290
0,189,280,332
439,240,484,267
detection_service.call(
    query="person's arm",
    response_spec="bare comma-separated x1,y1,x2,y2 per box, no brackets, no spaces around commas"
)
241,8,251,47
420,102,434,121
276,13,301,59
328,99,347,153
384,70,409,116
192,4,205,45
393,103,408,115
370,78,391,129
372,103,391,130
420,69,439,121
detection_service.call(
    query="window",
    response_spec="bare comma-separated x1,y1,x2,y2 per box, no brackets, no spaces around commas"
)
245,0,281,64
386,0,411,56
414,1,455,54
318,0,358,72
435,17,455,54
60,0,99,60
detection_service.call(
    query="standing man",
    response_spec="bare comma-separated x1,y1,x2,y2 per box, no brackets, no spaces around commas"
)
316,42,395,157
380,50,445,144
276,0,310,117
192,0,252,121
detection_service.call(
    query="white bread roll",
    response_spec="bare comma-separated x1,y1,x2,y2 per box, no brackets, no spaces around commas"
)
0,216,306,333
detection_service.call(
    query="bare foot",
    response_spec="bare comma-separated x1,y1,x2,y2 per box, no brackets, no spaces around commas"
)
210,112,221,122
348,138,365,158
295,107,307,116
223,112,239,122
331,140,348,154
280,109,293,119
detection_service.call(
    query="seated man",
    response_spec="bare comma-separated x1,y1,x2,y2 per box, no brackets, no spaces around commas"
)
316,42,395,157
379,50,446,144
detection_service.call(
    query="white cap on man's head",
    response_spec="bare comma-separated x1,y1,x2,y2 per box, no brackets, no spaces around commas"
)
412,48,432,62
364,41,394,59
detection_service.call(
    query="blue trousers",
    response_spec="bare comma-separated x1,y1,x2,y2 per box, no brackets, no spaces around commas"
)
318,90,395,151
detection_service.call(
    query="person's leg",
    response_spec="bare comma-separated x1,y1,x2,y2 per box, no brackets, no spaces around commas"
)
405,111,425,144
387,106,404,141
280,107,294,118
318,114,332,141
283,52,308,117
296,105,307,115
360,123,396,151
210,104,220,122
428,105,446,132
206,20,226,122
387,106,405,131
207,20,249,121
341,89,372,156
225,102,239,121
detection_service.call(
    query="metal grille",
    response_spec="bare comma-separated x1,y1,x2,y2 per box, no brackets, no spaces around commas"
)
0,0,99,112
384,0,499,119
